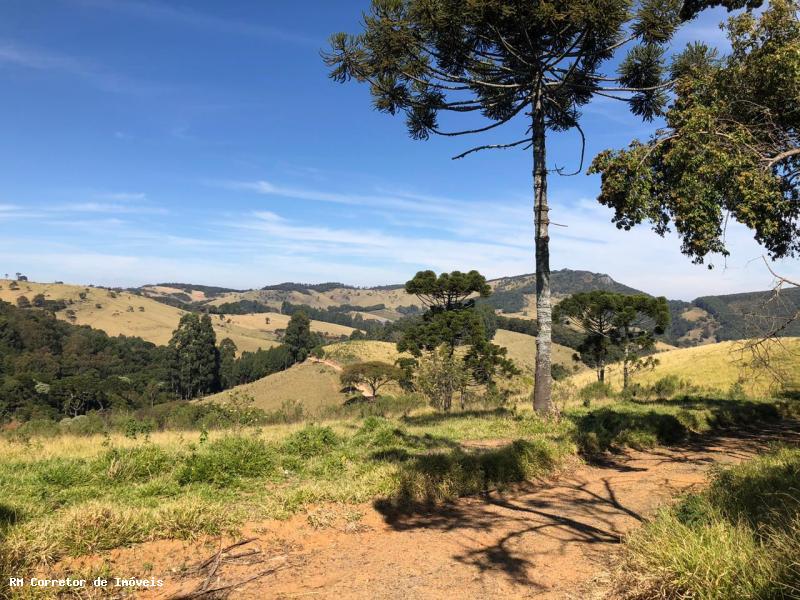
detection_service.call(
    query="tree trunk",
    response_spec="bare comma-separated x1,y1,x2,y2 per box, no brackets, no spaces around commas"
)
531,97,552,414
623,359,630,390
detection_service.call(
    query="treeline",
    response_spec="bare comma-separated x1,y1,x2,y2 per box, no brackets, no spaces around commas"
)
167,311,322,399
261,282,347,293
0,300,171,422
0,300,323,423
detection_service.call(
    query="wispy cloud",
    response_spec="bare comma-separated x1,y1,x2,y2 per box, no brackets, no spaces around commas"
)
71,0,316,45
0,41,171,95
61,202,168,215
95,192,147,201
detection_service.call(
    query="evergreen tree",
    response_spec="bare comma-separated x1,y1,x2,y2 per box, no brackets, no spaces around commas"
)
284,311,318,362
168,313,219,399
397,270,516,411
218,337,238,390
555,291,670,388
325,0,692,413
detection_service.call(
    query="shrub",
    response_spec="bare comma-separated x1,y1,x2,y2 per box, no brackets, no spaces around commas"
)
178,436,276,486
96,446,171,482
651,374,683,400
578,381,613,406
282,425,340,458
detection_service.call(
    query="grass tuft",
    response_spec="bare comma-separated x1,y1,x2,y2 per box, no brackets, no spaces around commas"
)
618,447,800,600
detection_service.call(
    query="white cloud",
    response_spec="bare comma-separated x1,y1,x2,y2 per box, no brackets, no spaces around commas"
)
0,41,170,95
95,192,146,201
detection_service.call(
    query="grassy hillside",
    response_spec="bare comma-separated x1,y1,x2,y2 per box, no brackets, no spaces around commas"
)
323,340,407,365
0,280,346,353
493,329,579,374
206,361,349,412
568,339,800,397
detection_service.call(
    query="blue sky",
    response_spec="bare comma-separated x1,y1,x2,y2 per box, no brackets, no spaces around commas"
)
0,0,797,300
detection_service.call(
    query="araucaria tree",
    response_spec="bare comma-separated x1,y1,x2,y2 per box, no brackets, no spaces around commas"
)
556,291,669,388
325,0,688,413
398,270,517,410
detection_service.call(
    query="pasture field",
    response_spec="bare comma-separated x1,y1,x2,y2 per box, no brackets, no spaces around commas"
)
0,280,349,353
568,338,800,397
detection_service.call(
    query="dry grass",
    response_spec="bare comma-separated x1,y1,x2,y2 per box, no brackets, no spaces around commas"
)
206,286,424,311
220,312,355,338
493,329,579,374
0,279,350,354
206,362,350,412
323,340,409,365
567,338,800,397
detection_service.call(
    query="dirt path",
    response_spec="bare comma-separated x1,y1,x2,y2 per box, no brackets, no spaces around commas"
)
117,423,799,600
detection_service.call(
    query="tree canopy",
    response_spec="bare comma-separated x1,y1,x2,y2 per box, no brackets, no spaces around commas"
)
168,313,219,399
555,291,669,386
340,361,404,398
591,0,799,264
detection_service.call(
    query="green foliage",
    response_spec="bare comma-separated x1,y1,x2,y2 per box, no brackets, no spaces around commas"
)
578,381,614,407
396,270,517,411
0,300,170,421
281,425,341,458
284,311,321,362
340,361,404,397
168,313,219,399
591,0,800,263
621,447,800,599
414,346,472,412
555,291,670,387
404,270,490,311
233,344,295,386
217,338,237,390
178,436,277,486
95,446,170,482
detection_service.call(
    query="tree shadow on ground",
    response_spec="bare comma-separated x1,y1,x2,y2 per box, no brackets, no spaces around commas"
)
569,397,784,457
371,397,800,587
400,407,514,426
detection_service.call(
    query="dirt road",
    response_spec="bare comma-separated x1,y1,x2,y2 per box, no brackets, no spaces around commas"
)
123,423,799,600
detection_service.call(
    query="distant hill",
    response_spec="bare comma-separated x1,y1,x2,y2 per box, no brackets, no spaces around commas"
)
481,269,646,315
121,270,799,348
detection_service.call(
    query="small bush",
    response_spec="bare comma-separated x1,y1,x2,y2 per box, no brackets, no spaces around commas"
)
96,445,171,482
651,375,682,400
578,381,613,406
353,416,407,448
178,436,276,486
282,425,340,458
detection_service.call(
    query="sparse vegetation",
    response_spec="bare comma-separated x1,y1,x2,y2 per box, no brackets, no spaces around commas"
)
1,390,793,581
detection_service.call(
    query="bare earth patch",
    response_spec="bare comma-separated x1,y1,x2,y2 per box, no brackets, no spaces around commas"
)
64,424,799,600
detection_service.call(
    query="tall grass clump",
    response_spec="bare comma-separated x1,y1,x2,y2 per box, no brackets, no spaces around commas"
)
618,447,800,599
178,436,277,486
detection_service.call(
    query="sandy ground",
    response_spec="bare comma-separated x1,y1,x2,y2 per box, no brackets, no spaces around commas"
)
63,423,799,600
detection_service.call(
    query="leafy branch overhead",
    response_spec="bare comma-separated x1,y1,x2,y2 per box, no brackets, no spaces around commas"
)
591,0,800,264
